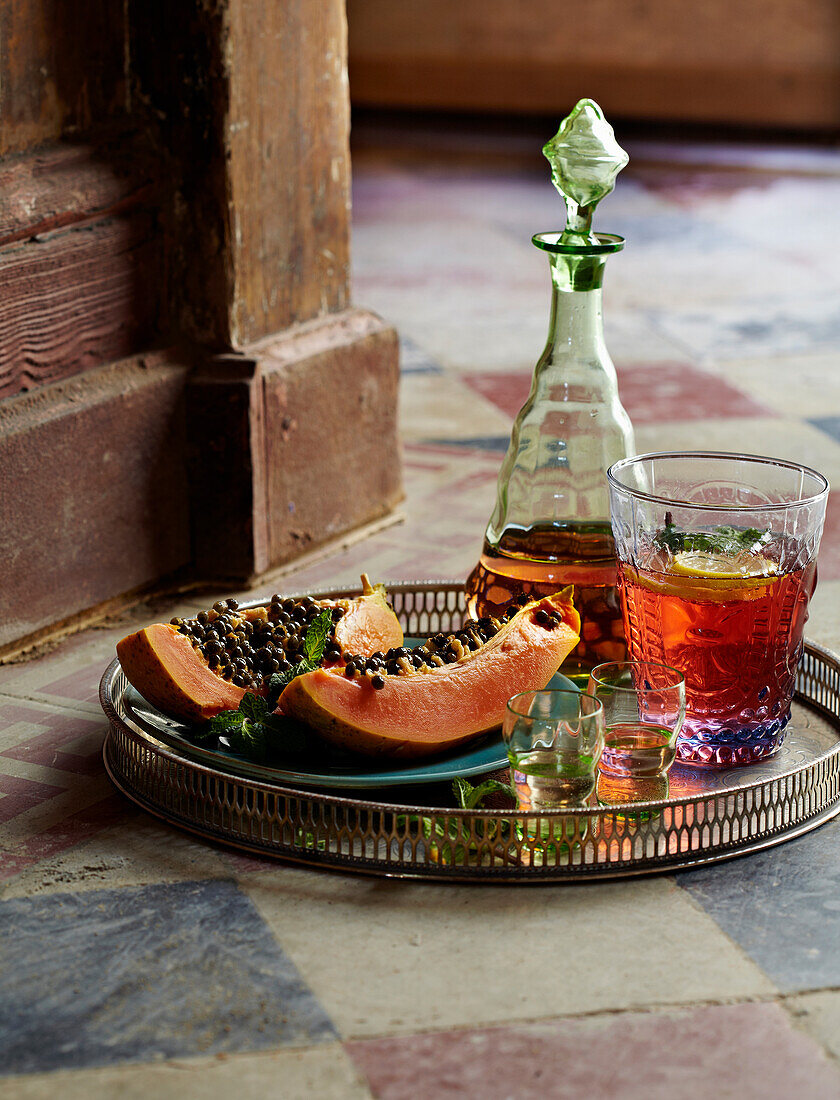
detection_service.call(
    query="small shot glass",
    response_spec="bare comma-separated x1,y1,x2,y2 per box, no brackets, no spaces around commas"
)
503,689,605,811
595,772,670,823
587,661,686,779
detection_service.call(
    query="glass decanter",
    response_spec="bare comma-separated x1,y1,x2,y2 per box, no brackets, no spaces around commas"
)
466,99,635,683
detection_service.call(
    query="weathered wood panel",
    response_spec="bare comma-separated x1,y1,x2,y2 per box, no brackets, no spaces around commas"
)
129,0,353,348
0,353,192,651
187,353,270,581
187,310,401,581
0,207,164,399
226,0,351,343
0,0,129,155
0,0,402,650
262,309,401,566
0,141,154,247
348,0,840,128
128,0,232,348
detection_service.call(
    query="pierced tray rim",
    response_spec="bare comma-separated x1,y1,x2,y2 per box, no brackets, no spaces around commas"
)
100,579,840,881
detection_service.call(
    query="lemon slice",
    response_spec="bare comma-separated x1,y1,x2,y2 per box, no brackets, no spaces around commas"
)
669,550,778,580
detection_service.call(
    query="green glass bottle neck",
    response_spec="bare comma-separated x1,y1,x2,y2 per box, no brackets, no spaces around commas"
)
548,249,609,293
532,231,623,286
544,257,608,357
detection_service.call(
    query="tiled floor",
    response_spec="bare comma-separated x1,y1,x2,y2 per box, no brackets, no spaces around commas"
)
2,117,840,1097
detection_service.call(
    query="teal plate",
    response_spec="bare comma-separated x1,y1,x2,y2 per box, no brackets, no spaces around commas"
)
118,650,575,790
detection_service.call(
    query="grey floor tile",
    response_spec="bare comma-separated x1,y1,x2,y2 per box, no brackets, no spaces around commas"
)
398,336,444,374
677,815,840,991
424,436,512,452
0,879,335,1075
809,416,840,445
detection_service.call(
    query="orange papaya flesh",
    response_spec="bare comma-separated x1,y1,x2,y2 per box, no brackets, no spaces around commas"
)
118,624,246,724
116,583,403,725
333,577,401,656
277,591,580,760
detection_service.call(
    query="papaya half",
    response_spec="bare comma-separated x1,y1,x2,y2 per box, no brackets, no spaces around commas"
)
277,589,580,760
116,575,403,725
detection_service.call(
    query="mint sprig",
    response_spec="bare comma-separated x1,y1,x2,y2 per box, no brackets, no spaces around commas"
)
451,776,516,809
657,518,771,556
238,693,269,723
202,692,310,763
266,661,312,709
264,607,333,707
198,608,334,762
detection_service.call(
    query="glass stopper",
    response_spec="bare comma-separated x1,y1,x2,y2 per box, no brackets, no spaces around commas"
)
543,98,629,244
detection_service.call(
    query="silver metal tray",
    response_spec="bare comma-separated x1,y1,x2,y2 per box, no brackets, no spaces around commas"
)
100,581,840,882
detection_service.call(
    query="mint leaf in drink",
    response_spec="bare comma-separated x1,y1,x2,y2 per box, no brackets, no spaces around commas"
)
657,516,683,554
656,517,771,556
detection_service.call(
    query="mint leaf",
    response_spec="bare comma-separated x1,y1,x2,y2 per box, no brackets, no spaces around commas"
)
267,612,334,706
200,709,247,743
193,611,334,760
238,692,269,723
267,660,312,708
227,717,268,762
452,776,516,810
303,608,333,665
657,519,770,556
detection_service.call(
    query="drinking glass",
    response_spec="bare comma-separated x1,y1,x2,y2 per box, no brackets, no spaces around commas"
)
503,690,605,810
596,772,669,823
587,660,685,777
608,451,828,767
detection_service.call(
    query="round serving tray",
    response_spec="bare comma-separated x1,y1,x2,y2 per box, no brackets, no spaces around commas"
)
101,581,840,882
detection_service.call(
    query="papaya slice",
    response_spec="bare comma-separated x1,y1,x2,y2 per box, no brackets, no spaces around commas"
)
117,624,244,724
277,590,580,759
116,576,403,725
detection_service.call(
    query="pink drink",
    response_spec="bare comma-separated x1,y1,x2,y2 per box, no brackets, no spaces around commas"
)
618,552,815,766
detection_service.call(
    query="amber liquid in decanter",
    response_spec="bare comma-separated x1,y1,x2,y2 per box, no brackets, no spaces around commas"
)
466,521,626,683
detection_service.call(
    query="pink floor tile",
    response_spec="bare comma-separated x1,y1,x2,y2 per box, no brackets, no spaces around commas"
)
0,850,39,878
0,709,106,776
0,794,127,882
39,666,107,704
460,371,531,419
403,455,452,474
346,1003,840,1100
632,165,780,207
0,776,66,824
462,363,773,425
619,362,774,423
